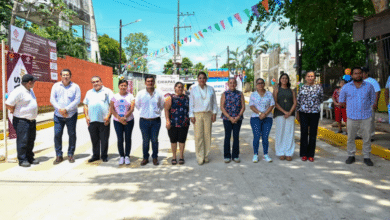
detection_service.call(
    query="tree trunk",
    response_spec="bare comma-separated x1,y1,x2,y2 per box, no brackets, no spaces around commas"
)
10,0,19,26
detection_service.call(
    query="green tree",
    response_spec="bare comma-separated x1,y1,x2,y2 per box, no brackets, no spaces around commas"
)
98,34,126,75
163,59,174,75
180,57,193,75
246,0,375,70
0,0,12,41
124,32,149,58
194,62,205,70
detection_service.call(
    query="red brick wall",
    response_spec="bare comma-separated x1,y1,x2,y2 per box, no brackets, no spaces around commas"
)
0,55,113,110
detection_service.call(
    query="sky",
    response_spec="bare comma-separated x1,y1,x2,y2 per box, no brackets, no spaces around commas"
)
89,0,296,74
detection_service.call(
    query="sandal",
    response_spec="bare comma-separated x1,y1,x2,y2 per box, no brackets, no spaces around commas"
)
171,159,177,165
179,158,185,165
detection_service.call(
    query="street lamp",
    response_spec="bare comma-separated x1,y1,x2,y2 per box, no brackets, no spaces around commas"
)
119,19,141,76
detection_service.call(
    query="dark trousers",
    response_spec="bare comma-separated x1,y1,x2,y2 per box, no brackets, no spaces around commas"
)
113,120,134,157
13,117,36,163
223,120,242,159
299,112,320,157
88,122,110,159
139,118,161,159
54,113,77,157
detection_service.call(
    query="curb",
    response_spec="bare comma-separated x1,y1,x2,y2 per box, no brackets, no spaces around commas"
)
0,114,86,140
294,120,390,161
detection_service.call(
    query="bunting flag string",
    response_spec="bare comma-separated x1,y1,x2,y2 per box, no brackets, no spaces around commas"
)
143,1,293,61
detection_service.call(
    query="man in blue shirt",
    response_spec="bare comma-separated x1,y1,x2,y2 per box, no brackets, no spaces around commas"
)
50,69,81,164
339,67,376,166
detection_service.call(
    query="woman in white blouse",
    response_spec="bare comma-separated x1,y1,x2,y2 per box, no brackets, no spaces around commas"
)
249,78,275,163
189,72,218,165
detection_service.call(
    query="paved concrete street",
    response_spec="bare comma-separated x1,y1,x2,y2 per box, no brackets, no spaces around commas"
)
1,102,390,220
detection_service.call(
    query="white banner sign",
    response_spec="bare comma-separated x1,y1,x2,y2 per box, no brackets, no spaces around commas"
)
156,75,180,95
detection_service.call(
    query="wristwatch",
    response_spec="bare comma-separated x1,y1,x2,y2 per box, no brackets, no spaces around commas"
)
258,112,262,116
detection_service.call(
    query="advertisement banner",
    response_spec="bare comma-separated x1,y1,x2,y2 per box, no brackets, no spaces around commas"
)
207,79,229,95
9,25,57,82
156,75,180,96
6,51,34,139
208,68,229,78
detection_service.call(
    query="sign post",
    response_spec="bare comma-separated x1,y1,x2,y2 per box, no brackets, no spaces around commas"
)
1,40,7,162
156,75,180,96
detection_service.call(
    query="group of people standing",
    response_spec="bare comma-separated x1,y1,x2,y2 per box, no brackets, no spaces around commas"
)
5,67,380,168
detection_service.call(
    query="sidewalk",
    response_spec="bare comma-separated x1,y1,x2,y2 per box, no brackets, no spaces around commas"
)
244,95,390,160
0,107,85,139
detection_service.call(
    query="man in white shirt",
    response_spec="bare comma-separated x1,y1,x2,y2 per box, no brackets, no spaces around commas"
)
50,69,81,164
5,75,38,167
135,76,164,166
357,67,381,140
83,76,113,163
189,72,218,165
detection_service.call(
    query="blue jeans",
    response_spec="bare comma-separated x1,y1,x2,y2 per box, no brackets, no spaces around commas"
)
54,113,77,157
250,117,273,155
139,118,161,159
113,120,134,157
223,120,242,159
13,117,36,163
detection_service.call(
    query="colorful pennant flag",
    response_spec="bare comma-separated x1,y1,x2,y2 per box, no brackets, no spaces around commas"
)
243,9,251,18
234,13,242,24
208,26,212,31
227,17,233,27
262,0,269,12
275,0,282,6
220,20,226,29
178,41,182,47
214,23,221,31
198,31,204,38
194,33,200,40
184,37,188,43
172,43,175,50
188,36,192,42
203,29,208,32
251,5,260,17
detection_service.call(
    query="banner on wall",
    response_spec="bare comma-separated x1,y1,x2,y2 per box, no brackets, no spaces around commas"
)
6,51,34,139
9,25,57,82
156,75,180,96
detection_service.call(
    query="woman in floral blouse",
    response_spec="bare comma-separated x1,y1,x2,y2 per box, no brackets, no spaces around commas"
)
220,78,245,163
164,82,190,165
296,71,324,162
249,78,275,163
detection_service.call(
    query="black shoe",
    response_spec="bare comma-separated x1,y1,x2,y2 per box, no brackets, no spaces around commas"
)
29,159,39,165
88,157,100,163
19,161,31,167
345,156,355,164
102,158,108,162
364,158,374,166
355,136,362,140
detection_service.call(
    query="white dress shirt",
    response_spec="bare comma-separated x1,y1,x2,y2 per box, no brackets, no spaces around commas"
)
50,81,81,118
189,85,218,117
5,85,38,120
135,89,164,119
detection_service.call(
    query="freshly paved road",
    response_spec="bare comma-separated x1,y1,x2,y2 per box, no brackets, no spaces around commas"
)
0,102,390,219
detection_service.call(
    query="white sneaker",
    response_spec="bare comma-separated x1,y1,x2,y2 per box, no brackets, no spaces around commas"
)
119,157,125,165
252,155,259,163
125,156,130,165
263,154,273,162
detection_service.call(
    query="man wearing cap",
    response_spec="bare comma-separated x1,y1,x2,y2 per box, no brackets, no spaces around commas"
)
50,69,81,164
356,67,381,141
5,74,39,167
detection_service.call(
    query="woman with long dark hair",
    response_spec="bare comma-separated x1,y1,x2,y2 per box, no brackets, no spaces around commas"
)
249,78,275,163
296,71,324,162
273,73,297,161
164,82,190,165
110,78,135,165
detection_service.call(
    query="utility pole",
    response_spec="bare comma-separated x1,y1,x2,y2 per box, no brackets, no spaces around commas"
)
173,0,194,75
213,55,221,70
119,19,141,76
227,46,230,76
